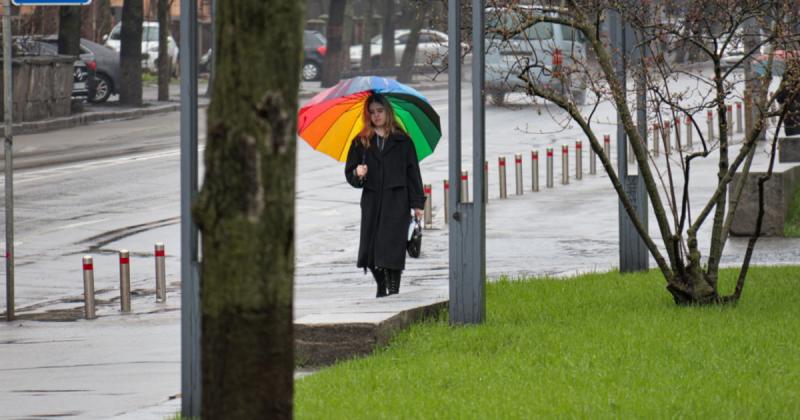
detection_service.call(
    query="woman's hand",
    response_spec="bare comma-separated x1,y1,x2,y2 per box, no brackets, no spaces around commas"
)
414,208,424,220
356,164,368,179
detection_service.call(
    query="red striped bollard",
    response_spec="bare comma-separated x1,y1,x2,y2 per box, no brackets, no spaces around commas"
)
460,171,469,203
575,141,583,180
561,144,569,185
155,243,166,302
82,256,96,320
514,154,524,195
498,157,507,199
443,180,449,225
119,250,131,313
736,102,743,133
546,147,554,188
603,134,611,163
531,150,540,191
707,110,715,141
423,184,432,229
727,104,733,136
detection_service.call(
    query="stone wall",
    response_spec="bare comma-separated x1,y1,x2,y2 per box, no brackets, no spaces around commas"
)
0,55,74,122
730,164,800,236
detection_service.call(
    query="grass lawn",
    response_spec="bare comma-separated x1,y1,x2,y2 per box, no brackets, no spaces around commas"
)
296,266,800,419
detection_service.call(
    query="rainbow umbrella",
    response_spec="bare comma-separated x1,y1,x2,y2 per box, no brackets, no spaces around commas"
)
297,76,441,162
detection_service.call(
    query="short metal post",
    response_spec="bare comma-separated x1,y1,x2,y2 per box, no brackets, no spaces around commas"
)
603,134,611,163
652,123,660,156
561,144,569,185
483,161,488,203
423,184,432,229
685,115,693,150
663,120,671,155
531,150,540,191
155,243,166,302
443,179,449,225
514,154,523,195
498,156,507,199
589,141,596,174
707,110,715,141
460,170,469,203
575,141,582,180
82,256,96,320
546,147,554,188
736,102,743,133
727,104,733,137
119,250,131,313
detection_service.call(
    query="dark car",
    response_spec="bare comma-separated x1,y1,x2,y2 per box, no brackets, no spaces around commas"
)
15,38,94,101
41,36,120,103
303,30,326,81
199,31,326,82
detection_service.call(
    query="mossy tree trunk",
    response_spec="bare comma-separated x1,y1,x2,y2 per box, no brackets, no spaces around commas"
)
194,0,303,417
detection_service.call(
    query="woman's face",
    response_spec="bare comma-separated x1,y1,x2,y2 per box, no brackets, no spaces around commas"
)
368,102,387,129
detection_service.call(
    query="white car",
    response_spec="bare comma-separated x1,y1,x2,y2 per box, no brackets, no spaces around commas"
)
349,29,464,68
103,21,179,74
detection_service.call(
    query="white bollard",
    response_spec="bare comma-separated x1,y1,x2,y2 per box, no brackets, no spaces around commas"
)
707,110,715,141
83,256,96,320
461,171,469,203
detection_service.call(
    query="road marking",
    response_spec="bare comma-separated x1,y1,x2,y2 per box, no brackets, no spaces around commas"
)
58,218,111,230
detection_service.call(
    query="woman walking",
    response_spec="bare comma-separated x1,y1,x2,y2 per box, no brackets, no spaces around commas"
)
345,93,425,297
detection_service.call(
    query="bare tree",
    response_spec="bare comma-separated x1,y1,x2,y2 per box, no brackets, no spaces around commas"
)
485,0,800,305
119,0,143,106
57,6,81,56
322,0,347,87
157,0,170,101
194,0,302,416
397,1,426,83
380,0,395,68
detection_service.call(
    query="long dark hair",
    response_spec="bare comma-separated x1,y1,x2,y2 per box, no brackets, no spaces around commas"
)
358,93,400,148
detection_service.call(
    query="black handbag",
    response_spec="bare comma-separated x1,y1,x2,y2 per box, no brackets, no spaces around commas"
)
407,217,422,258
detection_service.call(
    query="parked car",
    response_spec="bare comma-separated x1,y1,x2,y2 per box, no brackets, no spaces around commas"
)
40,36,120,103
103,21,179,75
349,29,464,69
15,37,95,101
303,30,326,81
484,5,588,106
200,30,326,82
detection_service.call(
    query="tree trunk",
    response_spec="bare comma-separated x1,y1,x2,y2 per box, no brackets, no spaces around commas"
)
321,0,346,87
380,0,395,68
194,0,301,416
397,5,424,83
157,0,170,101
360,0,374,71
58,6,82,56
119,0,143,106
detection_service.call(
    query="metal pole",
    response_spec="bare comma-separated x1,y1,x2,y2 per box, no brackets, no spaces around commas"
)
546,147,554,188
603,134,611,163
707,110,714,141
575,141,582,180
483,160,488,203
180,0,201,413
155,242,166,302
460,170,469,203
498,156,507,199
514,153,523,195
736,102,743,134
119,250,131,313
3,0,13,322
561,144,569,185
531,150,540,191
423,184,432,229
83,256,96,320
443,179,449,225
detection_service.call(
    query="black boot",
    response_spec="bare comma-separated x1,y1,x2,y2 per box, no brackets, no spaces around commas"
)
370,268,388,298
387,269,402,295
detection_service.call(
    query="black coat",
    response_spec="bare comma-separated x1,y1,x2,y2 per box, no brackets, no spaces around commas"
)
345,132,425,271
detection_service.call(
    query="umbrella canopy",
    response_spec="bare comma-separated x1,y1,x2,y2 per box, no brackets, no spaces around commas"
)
297,76,441,162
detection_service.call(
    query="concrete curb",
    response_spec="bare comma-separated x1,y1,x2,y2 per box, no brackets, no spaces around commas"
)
14,102,183,136
295,299,447,366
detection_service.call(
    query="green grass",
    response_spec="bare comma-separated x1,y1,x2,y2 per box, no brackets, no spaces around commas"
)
296,267,800,419
785,182,800,237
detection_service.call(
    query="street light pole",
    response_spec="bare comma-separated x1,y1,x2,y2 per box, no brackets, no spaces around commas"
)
3,0,14,321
